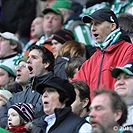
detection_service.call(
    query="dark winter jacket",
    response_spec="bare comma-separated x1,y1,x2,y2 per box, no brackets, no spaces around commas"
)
31,107,88,133
0,72,54,128
54,57,69,79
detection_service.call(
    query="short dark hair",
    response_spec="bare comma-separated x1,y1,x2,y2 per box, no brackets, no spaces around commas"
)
93,89,128,126
57,89,72,107
29,45,55,72
65,57,85,78
71,80,91,112
118,13,133,34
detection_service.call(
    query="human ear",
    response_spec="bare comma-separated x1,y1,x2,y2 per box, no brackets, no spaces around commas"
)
9,76,15,82
111,23,117,31
44,62,50,69
83,98,89,109
114,109,122,122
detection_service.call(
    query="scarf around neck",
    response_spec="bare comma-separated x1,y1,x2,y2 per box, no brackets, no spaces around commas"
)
95,28,122,50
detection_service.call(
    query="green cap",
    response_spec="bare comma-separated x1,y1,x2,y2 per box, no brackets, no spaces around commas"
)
111,62,133,78
42,8,64,23
52,0,72,10
18,57,28,64
0,60,17,77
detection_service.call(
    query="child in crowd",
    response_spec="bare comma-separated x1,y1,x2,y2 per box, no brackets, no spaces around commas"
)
7,103,34,133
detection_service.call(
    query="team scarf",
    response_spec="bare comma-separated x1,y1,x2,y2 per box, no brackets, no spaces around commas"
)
95,28,122,50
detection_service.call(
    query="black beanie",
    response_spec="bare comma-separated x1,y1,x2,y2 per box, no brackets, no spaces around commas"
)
52,29,75,44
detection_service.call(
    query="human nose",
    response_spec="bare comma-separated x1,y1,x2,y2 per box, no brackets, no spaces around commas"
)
8,115,11,121
52,44,56,49
42,90,48,97
27,57,31,64
91,25,96,32
89,109,95,118
117,77,125,84
48,17,53,23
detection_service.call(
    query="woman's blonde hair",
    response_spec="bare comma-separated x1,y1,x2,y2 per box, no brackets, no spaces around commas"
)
57,40,86,58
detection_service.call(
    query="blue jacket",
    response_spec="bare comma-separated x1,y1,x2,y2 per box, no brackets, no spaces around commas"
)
0,72,54,128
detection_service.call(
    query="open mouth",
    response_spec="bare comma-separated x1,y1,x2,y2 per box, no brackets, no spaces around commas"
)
28,66,33,73
8,122,13,127
17,74,21,77
93,34,99,38
44,101,49,105
16,74,21,79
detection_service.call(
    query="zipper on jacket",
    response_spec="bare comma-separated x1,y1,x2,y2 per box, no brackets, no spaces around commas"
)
97,50,105,88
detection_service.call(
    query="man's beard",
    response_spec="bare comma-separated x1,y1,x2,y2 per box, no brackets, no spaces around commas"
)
91,123,106,133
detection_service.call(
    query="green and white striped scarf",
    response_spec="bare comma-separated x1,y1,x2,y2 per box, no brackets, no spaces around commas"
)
111,1,131,17
95,28,122,50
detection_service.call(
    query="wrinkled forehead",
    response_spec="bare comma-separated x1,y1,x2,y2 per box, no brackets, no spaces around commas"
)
91,94,111,108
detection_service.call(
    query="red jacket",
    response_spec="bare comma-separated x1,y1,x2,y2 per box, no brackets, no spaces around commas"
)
73,40,133,99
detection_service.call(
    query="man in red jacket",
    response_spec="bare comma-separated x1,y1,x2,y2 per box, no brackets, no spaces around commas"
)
73,8,133,100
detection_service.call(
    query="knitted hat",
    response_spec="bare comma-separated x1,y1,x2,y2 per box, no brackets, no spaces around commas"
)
18,57,28,65
10,103,34,122
82,8,119,28
52,29,75,44
111,62,133,78
36,76,76,105
0,90,12,103
0,32,19,42
52,0,72,10
0,62,16,77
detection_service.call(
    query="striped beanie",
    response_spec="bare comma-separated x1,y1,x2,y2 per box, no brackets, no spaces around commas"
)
52,29,75,44
10,103,34,122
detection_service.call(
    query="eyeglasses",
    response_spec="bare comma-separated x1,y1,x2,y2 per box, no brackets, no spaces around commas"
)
15,64,27,70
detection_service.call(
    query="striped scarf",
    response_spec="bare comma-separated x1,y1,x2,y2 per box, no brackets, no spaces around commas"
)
95,28,122,50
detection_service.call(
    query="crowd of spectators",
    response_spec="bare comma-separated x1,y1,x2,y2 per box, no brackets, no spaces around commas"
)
0,0,133,133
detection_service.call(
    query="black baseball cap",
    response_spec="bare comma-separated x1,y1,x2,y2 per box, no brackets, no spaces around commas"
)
82,8,119,28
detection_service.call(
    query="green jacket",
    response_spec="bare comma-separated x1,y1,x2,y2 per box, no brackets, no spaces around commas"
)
0,128,10,133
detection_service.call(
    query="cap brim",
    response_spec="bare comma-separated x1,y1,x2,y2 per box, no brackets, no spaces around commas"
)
82,16,93,23
0,65,15,77
82,15,105,23
0,33,6,39
36,82,64,94
43,8,59,15
111,68,133,78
